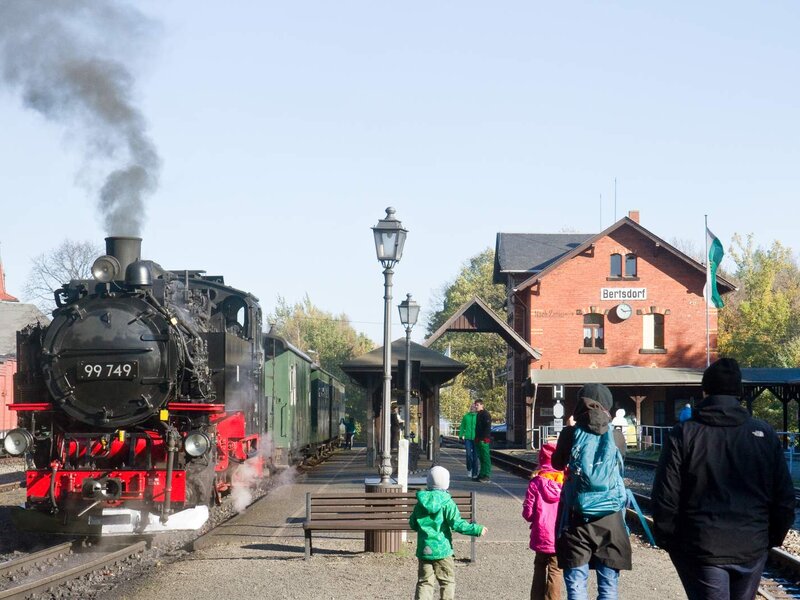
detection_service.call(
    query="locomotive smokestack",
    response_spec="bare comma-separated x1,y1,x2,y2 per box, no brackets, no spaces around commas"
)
105,237,142,277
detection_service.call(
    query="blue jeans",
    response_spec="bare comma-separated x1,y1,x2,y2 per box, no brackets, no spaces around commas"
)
463,440,478,477
670,552,767,600
564,562,619,600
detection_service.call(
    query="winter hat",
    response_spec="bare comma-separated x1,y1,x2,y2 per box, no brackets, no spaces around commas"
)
426,466,450,491
702,357,742,396
537,442,558,472
577,383,613,411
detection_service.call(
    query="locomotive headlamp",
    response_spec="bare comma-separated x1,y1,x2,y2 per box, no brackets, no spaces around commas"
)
184,431,211,457
3,428,33,456
91,255,121,283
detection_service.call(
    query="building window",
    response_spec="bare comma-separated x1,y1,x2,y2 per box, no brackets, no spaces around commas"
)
583,313,604,349
610,254,622,277
625,253,637,277
642,313,665,350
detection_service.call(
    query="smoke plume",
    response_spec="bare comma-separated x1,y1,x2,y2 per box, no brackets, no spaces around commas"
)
0,1,160,236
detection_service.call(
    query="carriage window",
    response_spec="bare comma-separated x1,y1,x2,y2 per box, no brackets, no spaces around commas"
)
583,314,604,349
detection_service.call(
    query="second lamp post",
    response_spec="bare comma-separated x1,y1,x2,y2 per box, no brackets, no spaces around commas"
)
398,293,420,439
372,207,407,484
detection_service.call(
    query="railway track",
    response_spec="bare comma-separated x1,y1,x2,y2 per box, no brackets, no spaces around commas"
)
0,541,146,600
489,448,800,600
0,482,21,494
612,453,800,504
0,445,341,598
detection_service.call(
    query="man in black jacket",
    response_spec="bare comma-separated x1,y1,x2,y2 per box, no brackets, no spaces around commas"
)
652,358,795,600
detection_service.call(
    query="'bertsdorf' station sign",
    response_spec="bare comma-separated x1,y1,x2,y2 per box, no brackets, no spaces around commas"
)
601,288,647,301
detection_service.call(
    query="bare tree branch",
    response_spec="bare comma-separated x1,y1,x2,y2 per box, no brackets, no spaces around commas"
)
23,239,102,312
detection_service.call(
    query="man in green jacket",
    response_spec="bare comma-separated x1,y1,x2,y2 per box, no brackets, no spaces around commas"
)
410,466,488,600
458,403,478,479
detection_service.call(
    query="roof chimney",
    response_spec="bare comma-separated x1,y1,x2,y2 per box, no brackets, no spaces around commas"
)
628,210,640,224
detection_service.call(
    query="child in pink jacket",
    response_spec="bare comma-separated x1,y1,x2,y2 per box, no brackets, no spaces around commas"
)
522,442,565,600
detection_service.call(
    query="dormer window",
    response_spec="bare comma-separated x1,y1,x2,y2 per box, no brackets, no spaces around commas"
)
625,253,637,277
610,252,638,279
610,254,622,277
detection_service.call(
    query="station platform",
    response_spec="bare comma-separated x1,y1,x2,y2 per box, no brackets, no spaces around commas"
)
105,447,687,600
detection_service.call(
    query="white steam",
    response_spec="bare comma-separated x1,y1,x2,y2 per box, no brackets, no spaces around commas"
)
230,433,298,514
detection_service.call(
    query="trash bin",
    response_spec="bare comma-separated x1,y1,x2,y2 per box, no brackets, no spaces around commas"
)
364,482,403,553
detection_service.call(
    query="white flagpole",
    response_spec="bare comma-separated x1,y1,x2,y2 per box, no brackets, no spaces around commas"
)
705,214,710,367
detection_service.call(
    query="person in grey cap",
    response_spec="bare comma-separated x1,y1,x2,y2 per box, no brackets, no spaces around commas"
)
652,357,795,600
552,383,631,600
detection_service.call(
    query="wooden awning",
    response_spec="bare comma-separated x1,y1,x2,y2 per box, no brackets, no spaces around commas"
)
423,296,541,360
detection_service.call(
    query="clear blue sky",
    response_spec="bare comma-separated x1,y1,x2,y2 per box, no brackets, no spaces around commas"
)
1,1,798,344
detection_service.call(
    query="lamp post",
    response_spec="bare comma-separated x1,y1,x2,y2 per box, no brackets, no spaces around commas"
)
398,293,420,437
372,207,407,484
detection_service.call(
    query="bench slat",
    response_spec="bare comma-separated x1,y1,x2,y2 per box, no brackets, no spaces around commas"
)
305,520,413,531
308,510,472,520
310,499,472,507
308,492,472,499
310,512,412,520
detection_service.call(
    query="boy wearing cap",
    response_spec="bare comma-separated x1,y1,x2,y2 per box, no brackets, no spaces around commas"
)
409,466,488,600
652,357,795,600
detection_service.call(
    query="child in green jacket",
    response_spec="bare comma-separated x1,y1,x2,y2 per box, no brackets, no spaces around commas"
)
409,466,488,600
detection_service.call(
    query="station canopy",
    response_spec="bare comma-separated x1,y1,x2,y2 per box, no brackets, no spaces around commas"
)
528,366,800,388
340,339,466,390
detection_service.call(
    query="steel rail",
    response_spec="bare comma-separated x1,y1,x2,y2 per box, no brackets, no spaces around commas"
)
0,542,73,578
0,541,146,600
0,482,21,494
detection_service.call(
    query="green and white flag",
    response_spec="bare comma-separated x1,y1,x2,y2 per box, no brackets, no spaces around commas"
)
706,228,724,308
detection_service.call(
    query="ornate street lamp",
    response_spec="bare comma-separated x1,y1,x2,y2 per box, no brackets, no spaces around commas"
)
372,207,408,484
398,293,420,438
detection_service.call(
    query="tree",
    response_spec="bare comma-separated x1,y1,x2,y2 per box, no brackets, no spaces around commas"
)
426,248,508,421
718,234,800,368
24,239,102,312
268,295,374,437
717,234,800,430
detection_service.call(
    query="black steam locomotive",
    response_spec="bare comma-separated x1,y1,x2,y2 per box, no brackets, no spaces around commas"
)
8,237,267,535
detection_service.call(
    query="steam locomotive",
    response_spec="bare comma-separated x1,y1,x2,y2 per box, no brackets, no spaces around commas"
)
6,237,344,535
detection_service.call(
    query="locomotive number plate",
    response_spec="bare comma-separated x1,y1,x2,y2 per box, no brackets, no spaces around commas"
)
77,361,139,381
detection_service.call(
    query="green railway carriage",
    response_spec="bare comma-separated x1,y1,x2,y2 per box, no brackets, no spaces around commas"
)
311,367,346,450
263,333,345,467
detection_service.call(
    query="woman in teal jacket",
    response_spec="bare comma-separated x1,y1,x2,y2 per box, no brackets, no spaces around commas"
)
409,466,487,600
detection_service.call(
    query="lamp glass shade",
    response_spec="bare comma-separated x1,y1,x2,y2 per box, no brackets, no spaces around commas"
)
372,207,407,265
398,294,420,327
373,228,407,264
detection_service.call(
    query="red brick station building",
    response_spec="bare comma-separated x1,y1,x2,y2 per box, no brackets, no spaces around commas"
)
427,211,800,447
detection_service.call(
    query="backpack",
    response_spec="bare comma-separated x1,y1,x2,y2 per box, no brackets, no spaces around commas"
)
561,427,627,523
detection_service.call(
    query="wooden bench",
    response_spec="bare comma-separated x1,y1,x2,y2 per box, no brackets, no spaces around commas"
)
303,490,478,561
